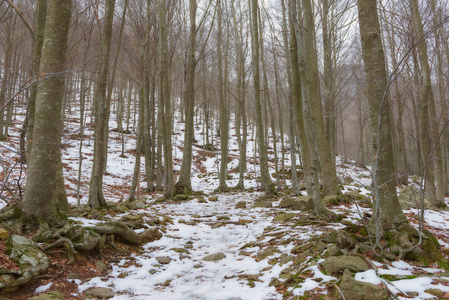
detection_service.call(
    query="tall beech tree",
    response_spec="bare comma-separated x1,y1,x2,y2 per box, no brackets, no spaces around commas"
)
357,0,407,227
22,0,71,220
89,0,115,208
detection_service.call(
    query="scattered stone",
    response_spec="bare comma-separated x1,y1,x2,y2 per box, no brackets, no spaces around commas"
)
279,254,294,266
208,196,219,202
320,255,368,276
68,273,81,279
278,198,295,208
162,216,175,225
326,244,342,257
256,247,278,261
95,260,107,273
239,218,253,225
149,269,157,274
156,257,171,264
235,201,246,208
202,252,226,261
198,198,207,203
129,200,146,209
279,267,294,280
316,241,327,250
193,264,204,269
118,272,129,278
239,250,251,256
174,194,189,201
295,196,314,211
116,205,129,213
27,291,63,300
254,200,272,208
338,269,389,300
273,213,293,222
425,288,443,298
211,222,225,228
140,228,163,244
269,278,281,287
170,248,190,254
0,228,9,239
84,287,116,299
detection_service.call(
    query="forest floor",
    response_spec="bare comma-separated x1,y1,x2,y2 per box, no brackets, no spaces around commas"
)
1,107,449,299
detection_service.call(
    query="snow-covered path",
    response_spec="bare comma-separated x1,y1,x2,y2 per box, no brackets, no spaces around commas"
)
79,193,285,300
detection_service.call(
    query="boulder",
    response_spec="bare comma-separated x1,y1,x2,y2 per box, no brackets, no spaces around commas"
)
338,269,389,300
320,255,368,276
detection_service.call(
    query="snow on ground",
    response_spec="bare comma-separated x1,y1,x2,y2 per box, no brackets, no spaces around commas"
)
3,104,449,299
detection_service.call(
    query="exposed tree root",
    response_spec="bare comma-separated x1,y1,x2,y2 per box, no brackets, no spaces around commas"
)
0,204,164,291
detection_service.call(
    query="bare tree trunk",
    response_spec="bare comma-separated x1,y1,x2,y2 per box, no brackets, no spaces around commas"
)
411,0,446,208
290,0,323,213
250,0,275,196
158,0,174,198
89,0,115,208
176,0,197,193
25,0,47,159
281,0,301,195
357,0,408,227
300,0,340,196
22,0,71,220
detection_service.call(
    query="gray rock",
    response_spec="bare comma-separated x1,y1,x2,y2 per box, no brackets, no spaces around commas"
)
84,287,116,299
254,200,272,208
149,269,157,274
239,218,253,224
95,260,107,272
338,269,389,300
279,254,294,266
8,235,49,285
273,213,293,222
278,198,295,208
235,201,247,208
202,252,226,261
156,256,171,264
193,264,204,269
320,255,368,276
26,291,63,300
129,200,146,209
256,247,278,261
116,205,129,213
295,196,315,211
68,273,81,279
170,248,190,254
326,244,342,257
140,228,163,244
